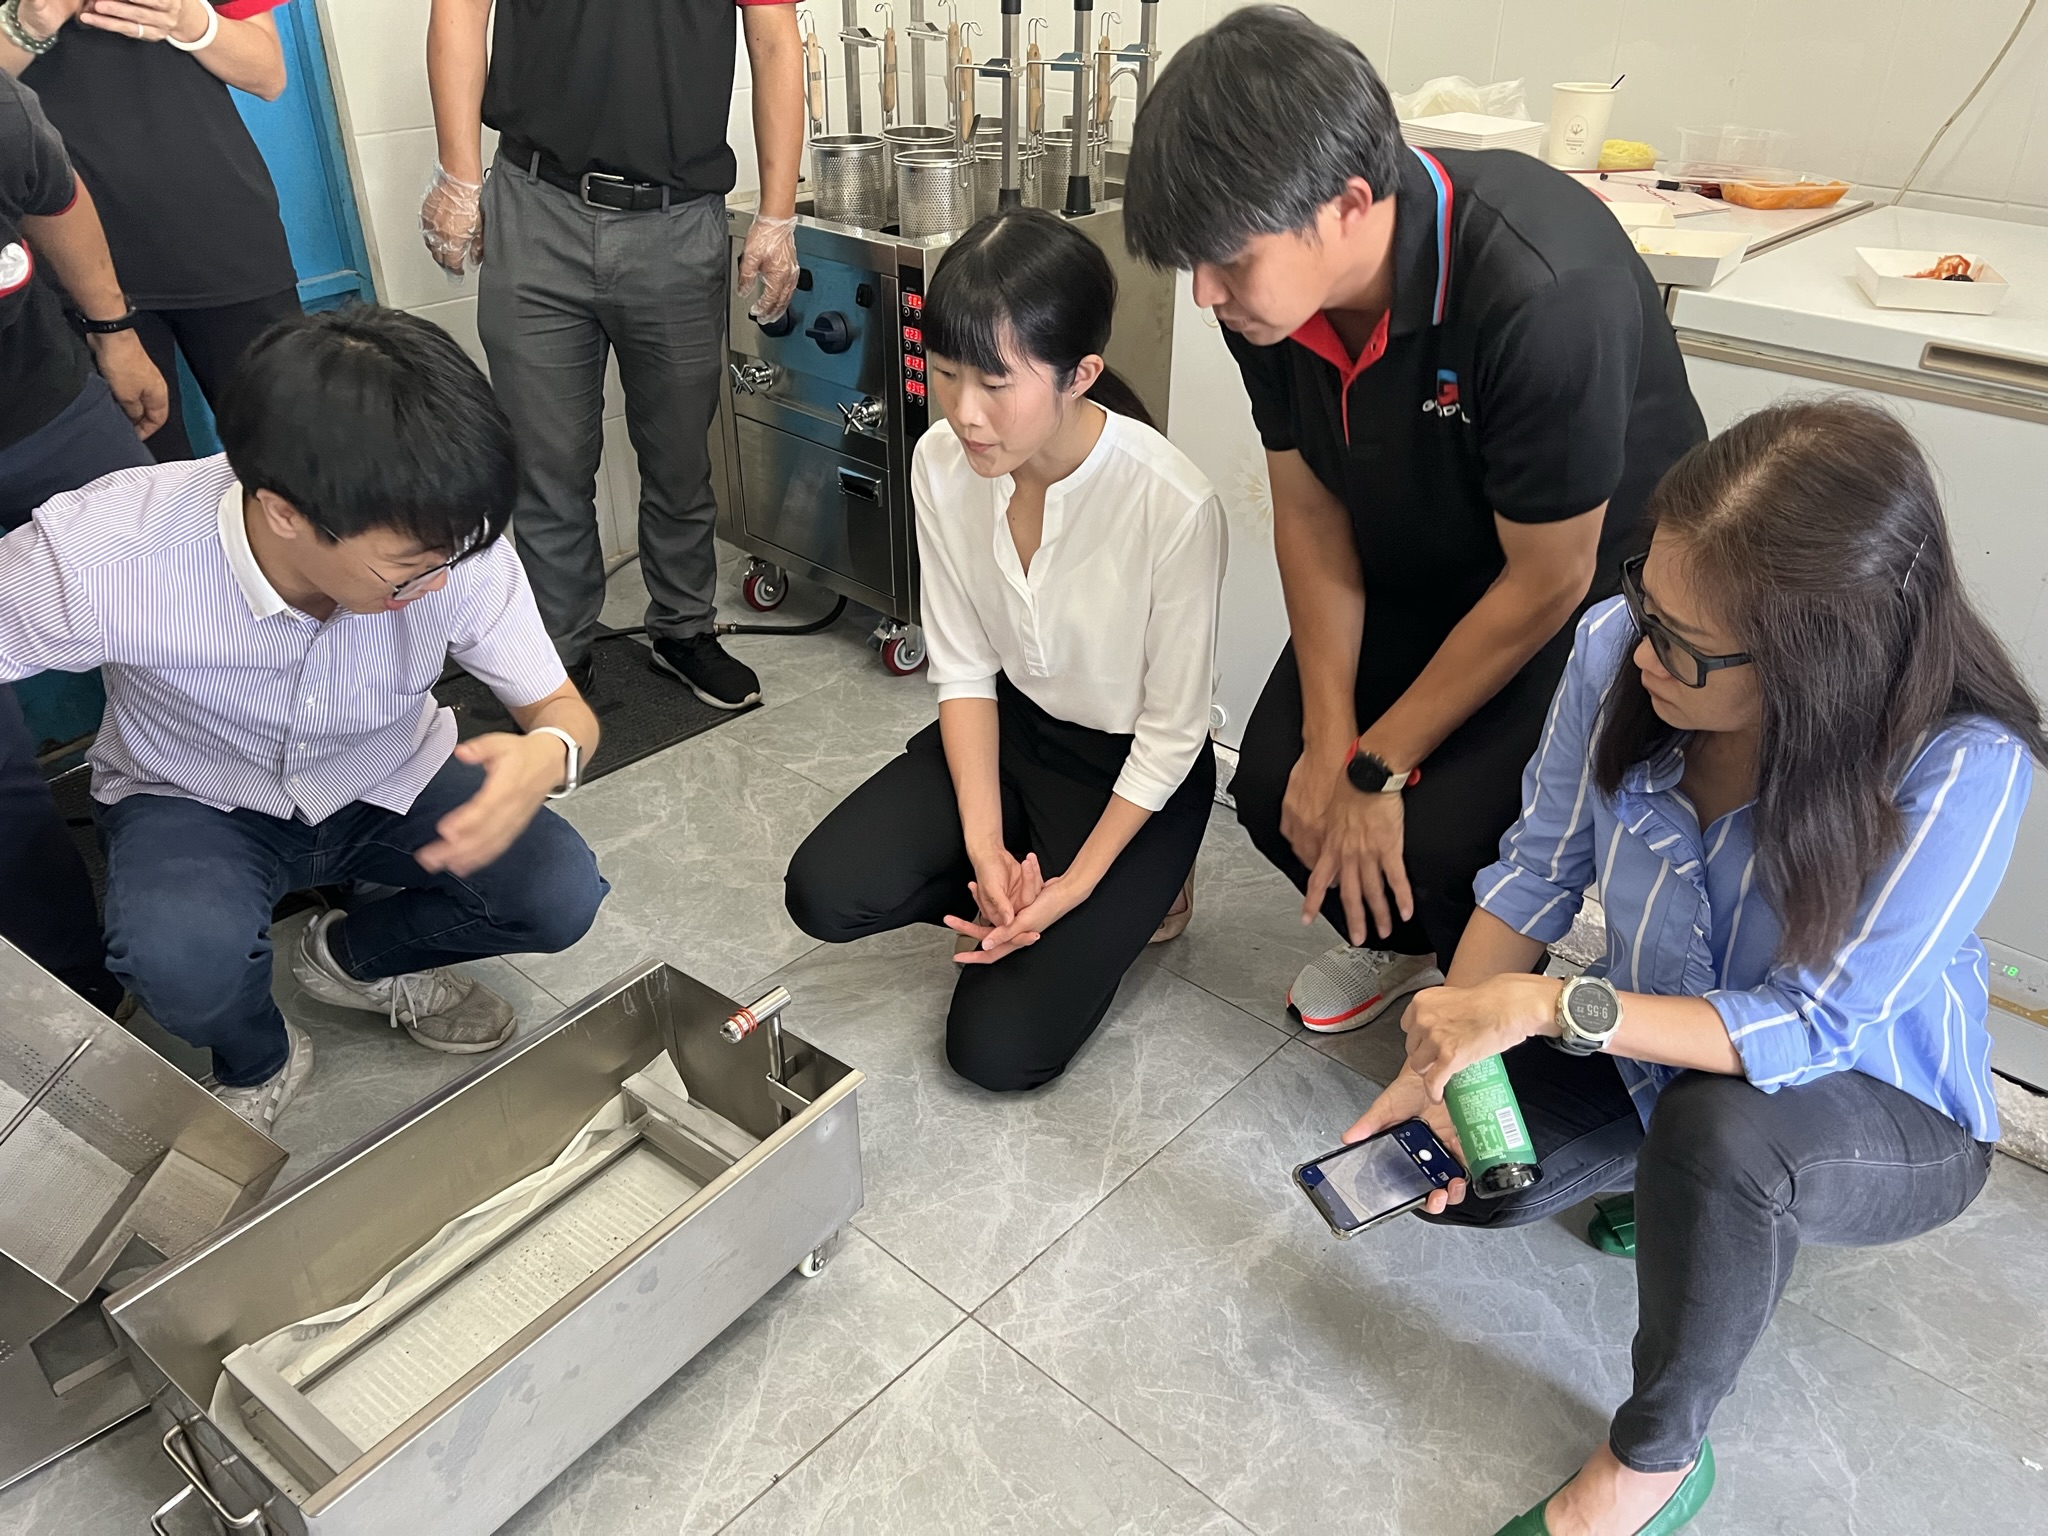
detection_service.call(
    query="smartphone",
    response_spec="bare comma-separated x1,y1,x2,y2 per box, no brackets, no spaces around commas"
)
1294,1120,1464,1238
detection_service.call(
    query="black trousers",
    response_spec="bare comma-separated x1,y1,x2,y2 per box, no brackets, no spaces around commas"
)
785,680,1214,1091
1233,629,1573,969
132,287,302,462
1427,1043,1991,1471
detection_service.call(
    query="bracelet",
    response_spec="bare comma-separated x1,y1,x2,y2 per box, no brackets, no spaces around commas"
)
2,0,61,55
166,2,219,51
79,307,139,335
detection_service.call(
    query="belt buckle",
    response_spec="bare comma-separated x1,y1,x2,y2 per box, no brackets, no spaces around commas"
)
578,171,632,209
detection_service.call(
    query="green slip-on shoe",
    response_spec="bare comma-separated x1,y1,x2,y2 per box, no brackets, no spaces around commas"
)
1588,1194,1638,1258
1490,1441,1715,1536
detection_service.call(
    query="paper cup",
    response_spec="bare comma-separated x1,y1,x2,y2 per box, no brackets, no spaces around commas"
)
1545,82,1616,171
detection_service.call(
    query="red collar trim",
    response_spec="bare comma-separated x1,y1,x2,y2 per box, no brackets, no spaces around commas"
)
1287,309,1391,446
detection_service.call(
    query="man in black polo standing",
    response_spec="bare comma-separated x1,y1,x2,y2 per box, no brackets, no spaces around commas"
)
423,0,804,708
1125,7,1704,1032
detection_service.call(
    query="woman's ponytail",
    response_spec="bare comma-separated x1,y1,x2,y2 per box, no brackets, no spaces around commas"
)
1084,364,1155,429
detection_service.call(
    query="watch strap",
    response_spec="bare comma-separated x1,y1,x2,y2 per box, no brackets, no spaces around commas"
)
532,725,581,798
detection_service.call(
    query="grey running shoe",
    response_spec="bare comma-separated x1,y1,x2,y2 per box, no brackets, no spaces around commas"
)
291,910,516,1054
213,1022,313,1133
1286,945,1442,1033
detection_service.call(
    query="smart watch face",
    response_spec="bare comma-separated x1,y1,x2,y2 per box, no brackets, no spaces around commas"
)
1567,980,1621,1034
1346,751,1397,795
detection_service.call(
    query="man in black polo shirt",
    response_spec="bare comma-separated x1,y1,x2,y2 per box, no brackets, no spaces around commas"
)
1126,7,1704,1030
423,0,803,708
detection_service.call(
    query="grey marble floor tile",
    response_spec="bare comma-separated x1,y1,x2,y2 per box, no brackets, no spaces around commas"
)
1785,1153,2048,1437
758,926,1288,1310
0,1413,167,1536
1697,1299,2046,1535
982,1040,1636,1534
1150,808,1330,1034
723,667,938,797
1297,988,1424,1103
985,1040,2048,1534
501,1232,962,1536
511,732,842,1006
720,1322,1251,1536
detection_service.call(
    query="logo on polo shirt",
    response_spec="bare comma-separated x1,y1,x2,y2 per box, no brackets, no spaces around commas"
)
1422,368,1469,422
0,242,30,298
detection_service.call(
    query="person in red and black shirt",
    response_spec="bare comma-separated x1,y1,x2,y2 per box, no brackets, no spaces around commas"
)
1125,8,1704,1036
4,0,302,461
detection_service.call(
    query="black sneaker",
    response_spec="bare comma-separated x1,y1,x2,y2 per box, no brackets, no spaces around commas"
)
566,654,596,699
650,634,761,710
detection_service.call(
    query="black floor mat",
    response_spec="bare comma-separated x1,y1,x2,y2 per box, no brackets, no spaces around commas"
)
435,629,758,780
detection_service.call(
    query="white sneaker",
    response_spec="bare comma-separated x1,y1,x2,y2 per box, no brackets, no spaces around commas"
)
213,1022,313,1133
291,910,516,1055
1286,945,1443,1033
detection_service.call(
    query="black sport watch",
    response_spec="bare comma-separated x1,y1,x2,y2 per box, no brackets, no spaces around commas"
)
1345,744,1413,796
79,308,139,336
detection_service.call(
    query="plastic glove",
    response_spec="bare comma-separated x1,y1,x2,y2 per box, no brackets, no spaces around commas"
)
738,213,800,323
420,164,485,279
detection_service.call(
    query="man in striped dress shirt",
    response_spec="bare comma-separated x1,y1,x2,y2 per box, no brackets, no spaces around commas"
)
0,306,608,1131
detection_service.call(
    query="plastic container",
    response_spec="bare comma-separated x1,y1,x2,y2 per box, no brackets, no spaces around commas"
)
1545,82,1617,171
1674,124,1789,175
1855,248,2010,315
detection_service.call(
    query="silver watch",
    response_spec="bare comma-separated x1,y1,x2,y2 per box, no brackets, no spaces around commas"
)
532,726,582,799
1554,975,1622,1056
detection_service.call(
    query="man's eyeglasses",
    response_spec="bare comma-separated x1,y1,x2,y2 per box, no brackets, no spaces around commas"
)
314,521,461,602
1619,553,1753,689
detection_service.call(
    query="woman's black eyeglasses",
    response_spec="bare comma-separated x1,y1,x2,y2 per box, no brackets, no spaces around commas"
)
1620,554,1753,689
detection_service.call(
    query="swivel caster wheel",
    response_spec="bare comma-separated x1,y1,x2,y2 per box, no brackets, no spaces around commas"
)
797,1247,830,1278
879,628,926,676
741,562,788,612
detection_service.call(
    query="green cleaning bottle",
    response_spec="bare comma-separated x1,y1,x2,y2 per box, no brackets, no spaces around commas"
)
1443,1054,1541,1198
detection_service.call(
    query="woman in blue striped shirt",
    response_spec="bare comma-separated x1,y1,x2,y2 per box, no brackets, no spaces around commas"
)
1347,399,2045,1536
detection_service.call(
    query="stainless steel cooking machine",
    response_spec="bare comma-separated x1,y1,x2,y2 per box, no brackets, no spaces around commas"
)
715,0,1169,674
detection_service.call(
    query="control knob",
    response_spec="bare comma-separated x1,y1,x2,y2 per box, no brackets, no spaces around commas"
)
838,396,886,437
730,360,778,394
806,310,854,354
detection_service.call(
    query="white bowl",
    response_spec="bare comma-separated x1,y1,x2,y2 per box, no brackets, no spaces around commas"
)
1854,248,2010,315
1632,228,1752,288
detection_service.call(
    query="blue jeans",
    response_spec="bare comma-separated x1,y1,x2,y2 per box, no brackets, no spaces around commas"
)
99,756,608,1086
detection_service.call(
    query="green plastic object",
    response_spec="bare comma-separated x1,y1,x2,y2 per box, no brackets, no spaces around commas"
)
1589,1194,1638,1258
1490,1440,1716,1536
1443,1053,1541,1198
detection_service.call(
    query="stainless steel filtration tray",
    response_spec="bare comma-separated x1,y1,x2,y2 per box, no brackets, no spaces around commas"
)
0,937,286,1491
106,961,862,1535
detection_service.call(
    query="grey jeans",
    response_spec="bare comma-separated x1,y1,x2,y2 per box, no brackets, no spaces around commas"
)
1427,1041,1992,1471
477,155,729,662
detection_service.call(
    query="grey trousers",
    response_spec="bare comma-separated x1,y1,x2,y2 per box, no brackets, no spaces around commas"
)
1427,1042,1991,1472
477,155,729,662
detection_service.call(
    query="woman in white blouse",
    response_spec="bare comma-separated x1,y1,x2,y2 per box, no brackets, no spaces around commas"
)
785,207,1227,1091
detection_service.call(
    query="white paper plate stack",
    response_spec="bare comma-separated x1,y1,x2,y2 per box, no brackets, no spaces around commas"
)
1401,112,1546,157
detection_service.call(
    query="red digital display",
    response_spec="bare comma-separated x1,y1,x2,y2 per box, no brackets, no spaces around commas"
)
905,379,927,399
904,354,925,374
902,325,923,347
904,292,924,311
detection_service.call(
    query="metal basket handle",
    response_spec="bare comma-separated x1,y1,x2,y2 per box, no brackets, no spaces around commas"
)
150,1423,266,1534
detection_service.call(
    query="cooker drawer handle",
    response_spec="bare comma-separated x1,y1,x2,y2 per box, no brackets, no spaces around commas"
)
837,467,882,502
150,1423,265,1533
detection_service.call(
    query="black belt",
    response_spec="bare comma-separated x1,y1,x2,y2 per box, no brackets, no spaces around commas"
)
499,136,681,212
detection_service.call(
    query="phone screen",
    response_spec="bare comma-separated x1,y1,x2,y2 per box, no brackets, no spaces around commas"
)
1297,1122,1458,1234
